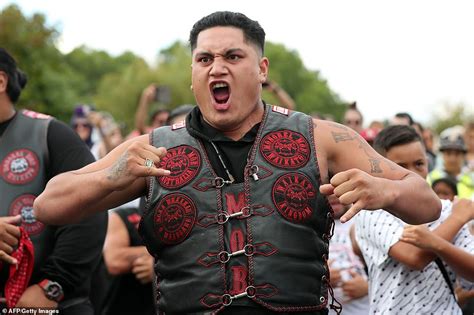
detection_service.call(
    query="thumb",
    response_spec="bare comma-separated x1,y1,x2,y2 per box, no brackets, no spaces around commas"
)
320,184,335,196
1,215,21,225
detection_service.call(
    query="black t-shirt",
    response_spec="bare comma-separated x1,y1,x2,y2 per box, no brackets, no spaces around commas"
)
186,106,258,184
0,113,108,302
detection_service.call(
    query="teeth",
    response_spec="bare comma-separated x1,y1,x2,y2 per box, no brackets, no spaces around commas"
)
213,83,228,90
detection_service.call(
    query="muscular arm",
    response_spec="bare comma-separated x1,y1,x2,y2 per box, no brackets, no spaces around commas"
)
34,135,170,225
103,212,149,275
315,120,440,224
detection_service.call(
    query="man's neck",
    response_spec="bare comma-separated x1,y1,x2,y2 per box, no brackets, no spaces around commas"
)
0,102,15,123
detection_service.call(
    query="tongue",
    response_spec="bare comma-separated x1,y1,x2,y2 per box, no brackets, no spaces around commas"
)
213,87,230,103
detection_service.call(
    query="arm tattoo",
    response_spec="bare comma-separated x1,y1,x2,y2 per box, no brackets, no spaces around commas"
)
107,153,129,181
331,131,354,143
369,158,383,174
327,122,349,130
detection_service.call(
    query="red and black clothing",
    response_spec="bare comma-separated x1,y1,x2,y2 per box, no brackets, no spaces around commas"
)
139,105,334,314
0,110,107,314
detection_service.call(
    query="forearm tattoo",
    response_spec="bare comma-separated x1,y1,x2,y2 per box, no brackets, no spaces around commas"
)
107,153,129,181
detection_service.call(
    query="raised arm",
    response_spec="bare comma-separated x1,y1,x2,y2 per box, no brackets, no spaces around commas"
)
315,120,441,224
135,84,157,134
398,198,474,276
33,135,170,225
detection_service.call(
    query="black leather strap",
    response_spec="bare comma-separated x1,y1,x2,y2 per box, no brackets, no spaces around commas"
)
434,258,456,299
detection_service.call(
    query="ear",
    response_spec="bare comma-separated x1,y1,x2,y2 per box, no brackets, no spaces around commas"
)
258,57,269,84
0,71,8,94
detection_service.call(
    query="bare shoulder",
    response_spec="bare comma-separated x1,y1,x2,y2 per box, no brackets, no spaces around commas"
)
312,120,402,178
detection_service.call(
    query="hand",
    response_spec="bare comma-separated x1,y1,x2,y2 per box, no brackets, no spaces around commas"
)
341,270,368,300
328,259,342,287
106,141,170,191
141,84,157,104
132,254,154,284
0,215,21,264
399,225,438,250
320,169,391,223
16,284,58,308
451,198,474,224
87,111,104,128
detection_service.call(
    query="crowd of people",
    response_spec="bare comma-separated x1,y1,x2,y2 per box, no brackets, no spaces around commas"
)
1,10,473,315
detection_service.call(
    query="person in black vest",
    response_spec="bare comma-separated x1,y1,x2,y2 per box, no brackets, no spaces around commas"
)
0,48,107,314
35,12,441,315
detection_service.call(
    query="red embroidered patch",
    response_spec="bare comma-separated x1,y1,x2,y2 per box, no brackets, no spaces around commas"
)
272,173,316,223
158,145,201,189
154,193,197,244
1,149,40,184
9,194,45,235
259,130,310,169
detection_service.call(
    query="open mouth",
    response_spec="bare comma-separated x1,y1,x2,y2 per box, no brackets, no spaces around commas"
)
212,82,230,104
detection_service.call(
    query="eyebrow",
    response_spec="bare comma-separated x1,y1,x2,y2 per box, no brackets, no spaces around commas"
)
194,48,245,58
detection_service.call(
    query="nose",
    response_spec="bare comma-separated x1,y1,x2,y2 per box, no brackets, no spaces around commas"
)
209,56,228,76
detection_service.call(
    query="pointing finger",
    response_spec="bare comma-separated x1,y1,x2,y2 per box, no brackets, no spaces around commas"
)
340,200,364,223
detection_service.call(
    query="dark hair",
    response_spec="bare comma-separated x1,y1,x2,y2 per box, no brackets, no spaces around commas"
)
431,177,458,196
373,125,422,156
394,112,414,125
189,11,266,55
0,48,28,103
344,101,363,122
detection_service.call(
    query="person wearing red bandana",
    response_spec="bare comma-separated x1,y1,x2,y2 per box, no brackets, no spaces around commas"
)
0,48,107,314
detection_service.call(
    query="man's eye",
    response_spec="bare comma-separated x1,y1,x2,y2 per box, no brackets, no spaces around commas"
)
227,55,240,61
199,57,211,63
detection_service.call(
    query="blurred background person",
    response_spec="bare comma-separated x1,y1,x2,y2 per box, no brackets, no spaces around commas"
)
327,194,369,315
342,102,363,134
390,112,414,126
428,127,474,199
166,104,195,125
432,177,458,202
127,83,170,139
464,121,474,171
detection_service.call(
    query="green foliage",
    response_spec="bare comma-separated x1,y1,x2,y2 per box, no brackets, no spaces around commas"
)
431,102,474,134
264,42,345,119
1,4,346,129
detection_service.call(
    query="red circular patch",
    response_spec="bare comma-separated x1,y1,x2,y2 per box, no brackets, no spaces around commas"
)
272,173,316,223
9,194,45,235
1,149,40,184
260,130,310,169
154,193,197,244
158,145,201,189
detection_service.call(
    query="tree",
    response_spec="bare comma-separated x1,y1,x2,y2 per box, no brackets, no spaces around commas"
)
0,4,80,121
264,42,345,119
431,102,474,134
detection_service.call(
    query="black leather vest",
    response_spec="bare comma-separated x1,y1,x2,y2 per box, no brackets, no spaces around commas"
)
0,110,56,279
139,106,333,313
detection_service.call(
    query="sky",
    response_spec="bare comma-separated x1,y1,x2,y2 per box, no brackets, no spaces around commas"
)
2,0,473,126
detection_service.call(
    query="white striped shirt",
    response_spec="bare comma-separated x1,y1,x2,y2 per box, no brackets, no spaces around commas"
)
355,200,474,314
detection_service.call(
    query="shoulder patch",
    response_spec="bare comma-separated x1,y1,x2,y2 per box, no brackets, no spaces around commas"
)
21,110,51,120
271,105,289,116
171,121,186,130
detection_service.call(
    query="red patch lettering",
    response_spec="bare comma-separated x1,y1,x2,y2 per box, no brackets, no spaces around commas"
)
154,193,196,244
229,266,248,295
9,194,44,235
225,192,245,215
230,228,244,252
158,145,201,189
1,149,40,185
272,173,316,223
260,130,310,169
